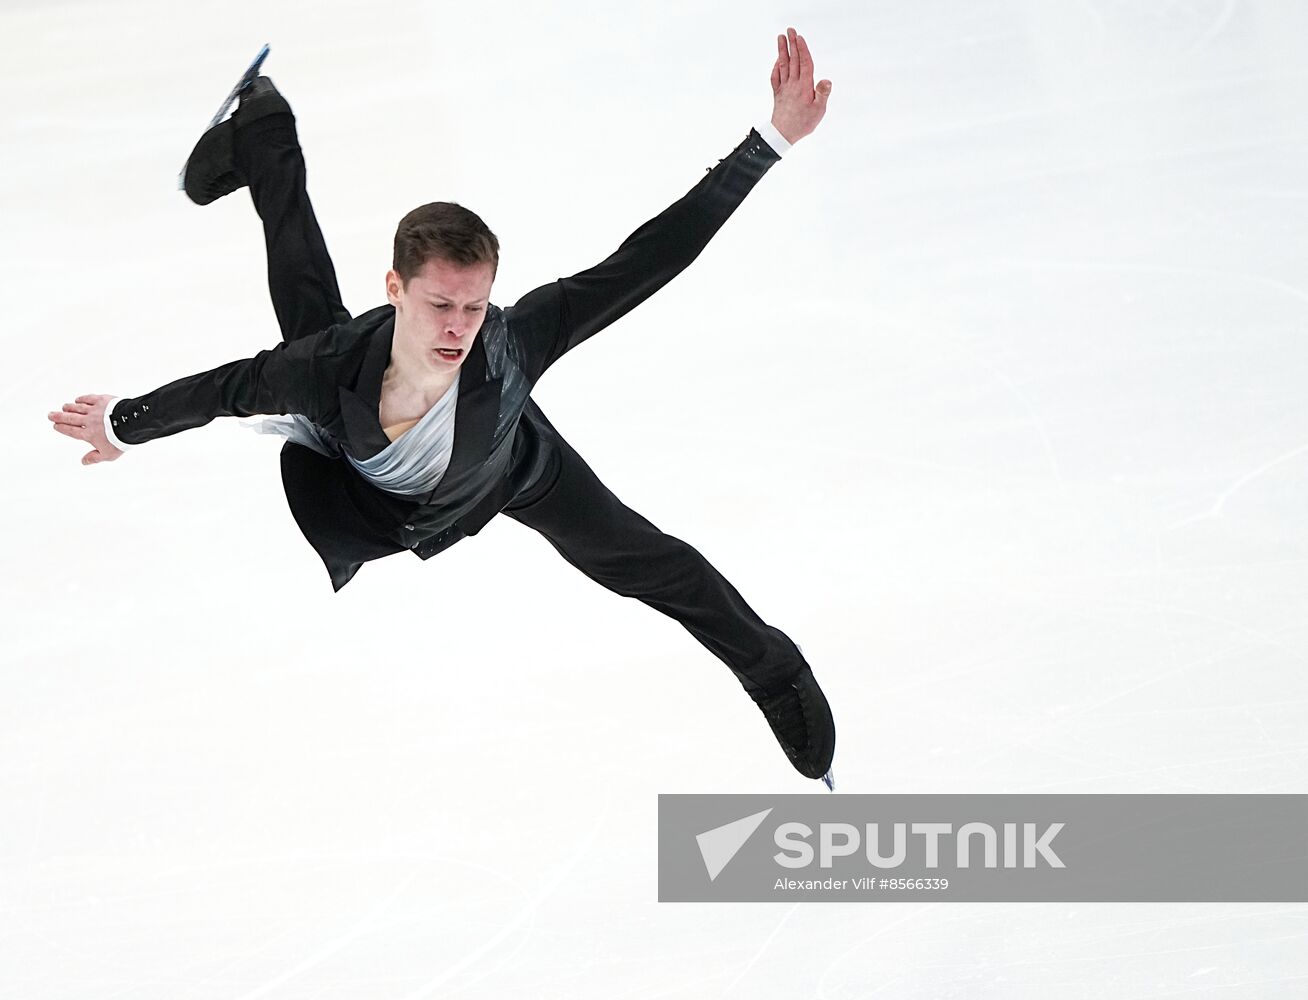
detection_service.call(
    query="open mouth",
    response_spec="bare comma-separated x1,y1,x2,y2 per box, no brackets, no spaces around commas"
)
434,348,463,360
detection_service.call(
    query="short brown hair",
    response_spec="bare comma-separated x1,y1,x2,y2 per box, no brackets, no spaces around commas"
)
392,201,499,286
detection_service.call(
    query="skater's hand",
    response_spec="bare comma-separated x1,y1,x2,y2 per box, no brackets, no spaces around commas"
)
47,394,124,465
769,27,832,145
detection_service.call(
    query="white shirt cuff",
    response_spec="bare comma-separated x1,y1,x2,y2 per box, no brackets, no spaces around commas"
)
103,397,136,451
755,121,791,157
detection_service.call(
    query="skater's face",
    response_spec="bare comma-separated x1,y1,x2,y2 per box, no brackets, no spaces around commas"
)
386,257,495,372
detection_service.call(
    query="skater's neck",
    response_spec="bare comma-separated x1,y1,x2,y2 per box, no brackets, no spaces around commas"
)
384,331,459,406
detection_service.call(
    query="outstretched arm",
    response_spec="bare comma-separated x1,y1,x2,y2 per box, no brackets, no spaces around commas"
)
47,328,338,464
509,27,833,377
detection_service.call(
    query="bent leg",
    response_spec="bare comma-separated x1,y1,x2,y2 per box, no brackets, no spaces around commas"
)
232,103,350,343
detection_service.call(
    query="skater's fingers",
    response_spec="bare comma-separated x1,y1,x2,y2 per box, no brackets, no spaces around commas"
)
786,28,799,82
51,421,87,441
76,394,107,406
62,402,91,415
797,32,814,89
48,410,87,428
776,34,789,81
771,58,781,96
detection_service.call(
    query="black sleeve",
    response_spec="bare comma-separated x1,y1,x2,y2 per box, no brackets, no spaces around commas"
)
507,127,782,379
109,329,339,446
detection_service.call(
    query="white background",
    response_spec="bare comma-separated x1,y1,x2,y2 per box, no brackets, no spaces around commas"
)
5,0,1307,996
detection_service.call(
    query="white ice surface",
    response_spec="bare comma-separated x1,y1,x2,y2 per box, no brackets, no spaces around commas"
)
5,0,1308,996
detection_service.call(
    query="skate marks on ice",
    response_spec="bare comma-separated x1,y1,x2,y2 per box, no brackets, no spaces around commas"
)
810,903,1308,999
974,255,1308,531
6,833,603,999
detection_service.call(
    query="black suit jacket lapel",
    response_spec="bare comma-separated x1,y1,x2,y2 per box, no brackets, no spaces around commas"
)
337,313,397,460
441,329,502,484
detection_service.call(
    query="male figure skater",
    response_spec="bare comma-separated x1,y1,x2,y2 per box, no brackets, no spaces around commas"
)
48,29,838,786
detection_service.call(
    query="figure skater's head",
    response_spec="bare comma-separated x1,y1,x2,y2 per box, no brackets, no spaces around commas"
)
386,202,499,373
391,201,499,284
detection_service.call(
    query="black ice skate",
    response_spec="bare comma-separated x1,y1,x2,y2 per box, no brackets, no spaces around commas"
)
180,45,298,205
750,659,836,790
181,75,295,205
178,43,269,199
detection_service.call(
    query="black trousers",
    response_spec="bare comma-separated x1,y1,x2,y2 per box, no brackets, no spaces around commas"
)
234,112,808,694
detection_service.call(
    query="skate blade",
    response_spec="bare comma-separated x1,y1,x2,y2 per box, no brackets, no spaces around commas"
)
177,43,270,190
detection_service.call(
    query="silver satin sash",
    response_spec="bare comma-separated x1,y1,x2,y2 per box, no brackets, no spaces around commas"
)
245,372,461,496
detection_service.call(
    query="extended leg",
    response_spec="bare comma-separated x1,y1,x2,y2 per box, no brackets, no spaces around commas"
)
230,83,351,344
184,77,351,343
502,415,835,780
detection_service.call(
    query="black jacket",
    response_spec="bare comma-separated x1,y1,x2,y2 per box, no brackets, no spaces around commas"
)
109,127,783,589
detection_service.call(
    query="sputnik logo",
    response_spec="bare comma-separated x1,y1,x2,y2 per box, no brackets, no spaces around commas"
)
696,808,774,881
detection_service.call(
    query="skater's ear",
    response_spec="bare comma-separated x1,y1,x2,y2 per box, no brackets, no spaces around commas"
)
385,268,406,308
